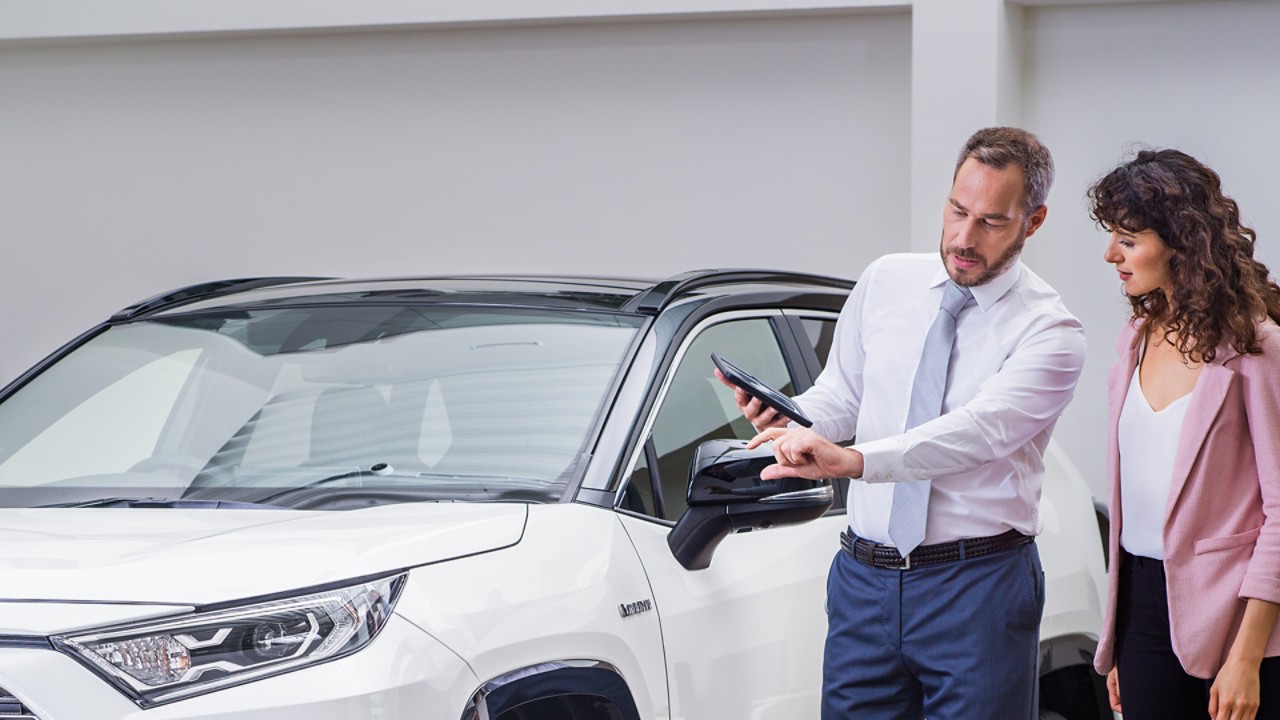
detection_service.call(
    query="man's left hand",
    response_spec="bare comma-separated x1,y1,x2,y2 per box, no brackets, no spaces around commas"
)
747,427,863,481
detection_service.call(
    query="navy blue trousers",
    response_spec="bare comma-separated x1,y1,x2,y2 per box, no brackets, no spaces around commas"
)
822,536,1044,720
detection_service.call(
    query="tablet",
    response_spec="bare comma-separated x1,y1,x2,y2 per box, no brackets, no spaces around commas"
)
711,352,813,428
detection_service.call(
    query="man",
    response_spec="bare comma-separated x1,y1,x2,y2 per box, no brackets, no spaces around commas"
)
723,127,1086,719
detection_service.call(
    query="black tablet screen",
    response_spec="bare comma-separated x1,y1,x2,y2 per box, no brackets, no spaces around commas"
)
711,352,813,428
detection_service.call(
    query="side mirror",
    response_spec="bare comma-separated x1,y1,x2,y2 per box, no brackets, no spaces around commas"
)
667,438,833,570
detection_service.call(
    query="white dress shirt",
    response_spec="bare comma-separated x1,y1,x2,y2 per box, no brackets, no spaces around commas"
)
1117,360,1191,560
794,253,1086,546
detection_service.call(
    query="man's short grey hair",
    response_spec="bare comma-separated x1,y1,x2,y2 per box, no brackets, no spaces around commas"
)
955,127,1055,215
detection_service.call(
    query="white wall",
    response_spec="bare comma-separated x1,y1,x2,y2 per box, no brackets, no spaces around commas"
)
0,11,911,381
2,0,1278,502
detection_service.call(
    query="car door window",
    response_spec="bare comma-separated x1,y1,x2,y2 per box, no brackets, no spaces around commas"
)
799,317,837,370
625,318,794,522
620,440,659,516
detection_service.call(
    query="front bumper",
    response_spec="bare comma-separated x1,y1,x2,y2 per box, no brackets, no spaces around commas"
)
0,615,475,720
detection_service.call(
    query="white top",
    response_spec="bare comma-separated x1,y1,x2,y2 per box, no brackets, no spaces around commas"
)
794,253,1087,546
1117,362,1192,560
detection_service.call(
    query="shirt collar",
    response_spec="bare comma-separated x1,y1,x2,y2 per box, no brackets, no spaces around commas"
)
928,257,1023,313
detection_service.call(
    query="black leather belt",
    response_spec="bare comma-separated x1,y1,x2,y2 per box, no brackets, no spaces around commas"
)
840,528,1033,570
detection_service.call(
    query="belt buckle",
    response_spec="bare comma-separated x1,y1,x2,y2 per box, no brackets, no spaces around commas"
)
901,553,911,570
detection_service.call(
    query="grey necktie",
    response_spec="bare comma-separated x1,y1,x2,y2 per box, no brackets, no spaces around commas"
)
887,280,975,556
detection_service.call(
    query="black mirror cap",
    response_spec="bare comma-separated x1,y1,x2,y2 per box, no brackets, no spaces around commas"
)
667,439,833,570
685,438,826,506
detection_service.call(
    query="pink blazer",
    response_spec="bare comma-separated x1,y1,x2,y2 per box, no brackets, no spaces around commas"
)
1094,319,1280,679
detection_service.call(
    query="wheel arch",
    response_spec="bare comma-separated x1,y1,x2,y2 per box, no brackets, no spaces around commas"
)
1039,633,1112,720
1039,632,1099,676
460,659,641,720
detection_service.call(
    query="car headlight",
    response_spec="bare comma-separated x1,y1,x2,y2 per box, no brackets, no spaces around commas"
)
51,573,406,708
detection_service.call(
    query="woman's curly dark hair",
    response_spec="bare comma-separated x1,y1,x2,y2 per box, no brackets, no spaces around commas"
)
1088,148,1280,362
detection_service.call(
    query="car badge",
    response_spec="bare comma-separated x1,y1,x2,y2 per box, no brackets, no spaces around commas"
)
618,599,653,618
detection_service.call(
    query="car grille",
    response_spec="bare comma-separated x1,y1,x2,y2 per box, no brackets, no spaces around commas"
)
0,687,37,719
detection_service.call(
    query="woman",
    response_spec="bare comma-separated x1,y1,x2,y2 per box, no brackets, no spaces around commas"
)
1091,148,1280,720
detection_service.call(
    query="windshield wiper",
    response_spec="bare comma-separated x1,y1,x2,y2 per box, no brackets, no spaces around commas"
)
251,464,529,507
39,497,286,510
252,463,431,506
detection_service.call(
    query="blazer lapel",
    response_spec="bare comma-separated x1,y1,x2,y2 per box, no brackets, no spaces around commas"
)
1109,324,1141,442
1108,360,1135,432
1165,349,1238,517
1107,326,1141,534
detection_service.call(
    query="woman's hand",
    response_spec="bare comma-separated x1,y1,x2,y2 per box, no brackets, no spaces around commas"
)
1210,598,1280,720
746,427,862,481
1209,657,1260,720
1106,667,1122,714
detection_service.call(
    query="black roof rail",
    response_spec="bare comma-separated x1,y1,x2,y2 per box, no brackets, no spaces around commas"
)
620,269,853,315
111,277,329,322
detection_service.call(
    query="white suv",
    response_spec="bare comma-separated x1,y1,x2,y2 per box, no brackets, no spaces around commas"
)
0,272,1109,719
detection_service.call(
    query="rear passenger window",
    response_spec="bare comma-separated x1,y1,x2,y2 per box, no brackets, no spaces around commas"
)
796,316,850,512
799,318,837,371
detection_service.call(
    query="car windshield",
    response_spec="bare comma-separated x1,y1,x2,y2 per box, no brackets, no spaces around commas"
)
0,305,641,510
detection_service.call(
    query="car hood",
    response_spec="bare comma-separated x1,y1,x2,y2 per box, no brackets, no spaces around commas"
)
0,502,526,607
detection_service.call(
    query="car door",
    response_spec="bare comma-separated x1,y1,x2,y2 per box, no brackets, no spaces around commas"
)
615,311,847,720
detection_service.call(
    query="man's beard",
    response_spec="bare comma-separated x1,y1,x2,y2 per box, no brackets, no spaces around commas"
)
939,228,1026,288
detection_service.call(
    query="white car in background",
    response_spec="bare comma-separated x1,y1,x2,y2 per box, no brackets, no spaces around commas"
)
0,272,1110,719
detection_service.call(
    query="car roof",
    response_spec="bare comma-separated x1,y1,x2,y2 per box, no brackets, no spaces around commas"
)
115,271,855,321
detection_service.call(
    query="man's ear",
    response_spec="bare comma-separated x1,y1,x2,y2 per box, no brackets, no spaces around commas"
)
1023,205,1048,239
